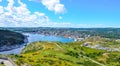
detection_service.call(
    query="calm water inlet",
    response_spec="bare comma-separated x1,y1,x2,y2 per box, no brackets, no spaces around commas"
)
0,33,74,54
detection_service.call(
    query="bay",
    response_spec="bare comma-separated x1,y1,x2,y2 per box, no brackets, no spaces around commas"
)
0,33,74,54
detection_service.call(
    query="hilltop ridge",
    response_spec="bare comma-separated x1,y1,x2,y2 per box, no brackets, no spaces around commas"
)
0,30,25,51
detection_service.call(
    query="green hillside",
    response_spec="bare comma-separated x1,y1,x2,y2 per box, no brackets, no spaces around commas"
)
0,30,25,47
9,41,120,66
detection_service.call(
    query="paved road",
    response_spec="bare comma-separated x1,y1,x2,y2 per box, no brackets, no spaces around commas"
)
0,59,14,66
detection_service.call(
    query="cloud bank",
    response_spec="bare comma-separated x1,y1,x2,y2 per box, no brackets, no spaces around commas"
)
0,0,109,28
0,0,68,27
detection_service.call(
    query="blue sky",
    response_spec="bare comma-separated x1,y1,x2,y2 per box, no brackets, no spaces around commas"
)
0,0,120,27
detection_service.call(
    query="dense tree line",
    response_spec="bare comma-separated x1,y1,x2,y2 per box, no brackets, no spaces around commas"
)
0,30,25,47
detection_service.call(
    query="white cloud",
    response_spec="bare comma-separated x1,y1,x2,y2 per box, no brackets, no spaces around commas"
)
39,0,66,14
0,0,50,27
54,4,65,13
0,0,108,28
0,0,69,27
0,6,3,14
59,16,62,19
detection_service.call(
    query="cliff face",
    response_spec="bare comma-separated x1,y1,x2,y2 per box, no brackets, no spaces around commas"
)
0,30,25,47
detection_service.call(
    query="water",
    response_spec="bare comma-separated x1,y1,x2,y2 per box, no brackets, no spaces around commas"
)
0,33,74,54
25,33,73,43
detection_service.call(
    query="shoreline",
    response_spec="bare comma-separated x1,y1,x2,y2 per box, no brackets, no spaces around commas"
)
0,33,75,53
23,32,83,42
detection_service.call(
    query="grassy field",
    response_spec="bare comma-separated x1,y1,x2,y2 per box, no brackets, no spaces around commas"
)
0,63,4,66
9,41,120,66
0,64,4,66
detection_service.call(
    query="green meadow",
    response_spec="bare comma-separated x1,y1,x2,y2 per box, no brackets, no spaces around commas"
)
9,41,120,66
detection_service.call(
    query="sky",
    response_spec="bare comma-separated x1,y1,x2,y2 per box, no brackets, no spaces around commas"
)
0,0,120,28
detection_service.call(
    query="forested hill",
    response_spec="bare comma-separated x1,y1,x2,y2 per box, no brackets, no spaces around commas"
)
0,30,25,47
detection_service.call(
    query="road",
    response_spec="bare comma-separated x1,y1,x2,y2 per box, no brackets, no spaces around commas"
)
55,43,63,49
54,43,105,66
79,54,105,66
0,59,14,66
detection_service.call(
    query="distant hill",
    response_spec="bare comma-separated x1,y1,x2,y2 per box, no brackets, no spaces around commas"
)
0,30,25,47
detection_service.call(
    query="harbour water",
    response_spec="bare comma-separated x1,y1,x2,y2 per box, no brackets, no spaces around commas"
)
0,33,74,54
